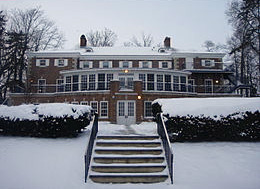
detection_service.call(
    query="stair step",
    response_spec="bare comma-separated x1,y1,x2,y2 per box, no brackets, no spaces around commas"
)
91,165,166,173
95,149,163,155
93,156,164,164
97,135,159,140
89,174,168,184
96,141,161,147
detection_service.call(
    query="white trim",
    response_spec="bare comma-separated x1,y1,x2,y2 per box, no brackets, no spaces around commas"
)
144,101,153,118
36,59,49,67
185,57,193,69
90,101,98,113
100,101,108,118
54,59,68,67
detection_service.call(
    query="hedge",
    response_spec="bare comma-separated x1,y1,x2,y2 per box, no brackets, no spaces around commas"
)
152,102,260,142
0,114,91,138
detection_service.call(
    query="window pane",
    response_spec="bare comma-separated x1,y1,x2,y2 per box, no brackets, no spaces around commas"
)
157,75,163,91
173,76,179,91
165,75,171,91
90,101,98,114
56,79,64,92
145,102,152,117
72,75,79,91
100,101,108,117
147,74,154,90
162,62,168,68
65,76,72,91
98,74,105,90
81,75,88,91
122,61,129,68
103,62,109,68
89,74,96,90
139,74,146,90
128,102,134,116
118,102,125,116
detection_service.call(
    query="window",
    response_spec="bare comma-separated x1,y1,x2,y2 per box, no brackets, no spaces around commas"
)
157,74,163,91
119,76,133,90
119,61,132,68
107,74,113,89
118,102,125,116
81,75,88,91
139,61,152,68
100,101,108,118
36,59,49,67
205,79,213,93
128,101,135,116
80,61,93,69
100,61,112,68
144,101,153,118
38,79,46,93
162,62,168,68
72,75,79,91
165,75,172,91
201,60,215,67
54,59,68,67
139,74,146,90
56,79,64,92
71,101,79,105
173,76,179,91
180,76,187,92
80,101,88,105
188,79,195,92
98,74,105,90
89,74,96,90
147,74,154,90
65,76,72,91
90,101,98,114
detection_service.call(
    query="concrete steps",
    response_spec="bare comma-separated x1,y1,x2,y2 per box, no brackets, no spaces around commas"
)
88,135,169,184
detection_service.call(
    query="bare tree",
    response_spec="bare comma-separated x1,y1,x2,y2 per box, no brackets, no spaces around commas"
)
9,7,65,51
124,32,154,47
86,28,117,47
203,40,216,52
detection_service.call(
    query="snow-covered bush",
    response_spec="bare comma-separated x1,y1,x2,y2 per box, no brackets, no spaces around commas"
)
152,98,260,142
0,103,92,137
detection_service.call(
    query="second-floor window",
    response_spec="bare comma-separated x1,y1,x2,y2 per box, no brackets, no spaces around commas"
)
139,61,152,68
54,59,68,67
36,59,49,67
80,61,93,69
201,60,215,67
100,61,112,68
38,79,46,93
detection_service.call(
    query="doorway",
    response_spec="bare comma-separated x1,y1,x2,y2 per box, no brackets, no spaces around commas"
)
117,100,136,126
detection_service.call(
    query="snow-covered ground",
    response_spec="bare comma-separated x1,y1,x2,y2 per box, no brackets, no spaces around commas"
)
0,121,259,189
154,97,260,119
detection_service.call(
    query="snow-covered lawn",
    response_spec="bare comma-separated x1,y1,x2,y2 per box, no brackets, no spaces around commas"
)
0,121,260,189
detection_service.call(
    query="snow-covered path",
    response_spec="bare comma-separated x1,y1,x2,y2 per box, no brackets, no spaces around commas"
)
0,122,260,189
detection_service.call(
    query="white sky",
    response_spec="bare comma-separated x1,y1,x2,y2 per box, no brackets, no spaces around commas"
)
0,0,233,51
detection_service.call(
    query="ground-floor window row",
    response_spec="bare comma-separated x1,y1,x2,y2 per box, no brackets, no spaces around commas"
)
68,100,153,119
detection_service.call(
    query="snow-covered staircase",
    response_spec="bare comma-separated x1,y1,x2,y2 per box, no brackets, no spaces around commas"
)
88,135,169,184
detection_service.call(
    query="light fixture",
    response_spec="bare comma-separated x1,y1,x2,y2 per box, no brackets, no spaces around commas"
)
137,95,142,100
215,80,219,84
124,69,129,73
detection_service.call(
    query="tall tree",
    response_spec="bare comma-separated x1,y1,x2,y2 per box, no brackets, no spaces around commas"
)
124,32,154,47
86,28,117,47
226,0,260,91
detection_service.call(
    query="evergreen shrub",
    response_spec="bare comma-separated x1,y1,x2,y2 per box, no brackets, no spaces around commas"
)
152,102,260,142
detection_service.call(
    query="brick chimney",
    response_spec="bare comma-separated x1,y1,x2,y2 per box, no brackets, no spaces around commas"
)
164,37,171,48
80,35,87,48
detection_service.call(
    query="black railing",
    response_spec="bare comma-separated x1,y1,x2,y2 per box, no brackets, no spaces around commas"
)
84,112,99,183
157,113,174,184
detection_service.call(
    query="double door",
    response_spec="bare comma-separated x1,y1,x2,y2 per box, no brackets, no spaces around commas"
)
117,100,136,126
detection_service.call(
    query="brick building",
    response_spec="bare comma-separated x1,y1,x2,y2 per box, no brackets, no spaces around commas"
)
10,36,237,125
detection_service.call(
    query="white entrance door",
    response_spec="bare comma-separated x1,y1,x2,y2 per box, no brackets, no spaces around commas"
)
117,100,136,126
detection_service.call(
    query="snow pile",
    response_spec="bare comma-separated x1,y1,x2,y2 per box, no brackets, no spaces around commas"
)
0,103,92,120
153,97,260,118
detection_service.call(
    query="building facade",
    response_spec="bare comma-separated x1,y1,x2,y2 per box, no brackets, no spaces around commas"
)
10,36,237,125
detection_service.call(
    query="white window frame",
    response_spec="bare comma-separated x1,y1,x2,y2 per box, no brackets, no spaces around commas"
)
71,101,79,105
205,79,213,93
80,61,93,69
159,61,172,69
80,101,88,105
100,101,108,118
139,61,152,68
36,59,49,67
119,61,133,68
56,79,64,92
201,60,215,67
99,61,112,68
38,79,46,93
54,59,68,67
144,101,153,118
90,101,98,114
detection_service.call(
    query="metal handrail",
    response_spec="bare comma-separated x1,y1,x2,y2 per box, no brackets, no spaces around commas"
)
84,112,98,183
157,113,174,184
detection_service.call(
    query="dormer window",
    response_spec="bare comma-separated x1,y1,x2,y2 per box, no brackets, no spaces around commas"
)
103,62,109,68
159,61,172,69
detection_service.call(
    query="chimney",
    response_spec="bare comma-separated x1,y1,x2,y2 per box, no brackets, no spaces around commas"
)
164,37,171,48
80,34,87,48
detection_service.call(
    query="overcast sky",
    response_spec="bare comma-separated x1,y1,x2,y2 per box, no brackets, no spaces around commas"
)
1,0,233,51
